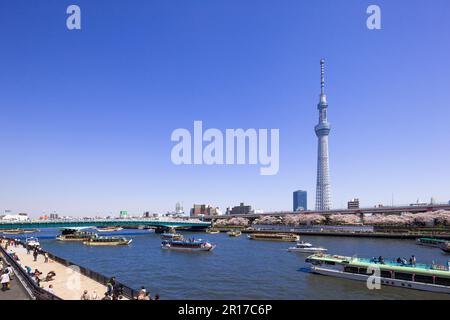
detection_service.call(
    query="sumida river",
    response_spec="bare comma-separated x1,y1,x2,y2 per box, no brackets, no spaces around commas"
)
8,229,450,300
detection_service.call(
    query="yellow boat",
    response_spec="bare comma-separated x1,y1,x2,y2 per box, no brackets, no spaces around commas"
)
83,236,132,246
247,233,300,242
206,229,220,234
227,230,242,237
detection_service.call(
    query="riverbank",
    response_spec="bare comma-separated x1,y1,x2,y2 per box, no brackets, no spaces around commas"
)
209,227,450,240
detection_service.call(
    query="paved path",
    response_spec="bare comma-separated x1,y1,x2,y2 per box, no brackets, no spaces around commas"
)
5,244,110,300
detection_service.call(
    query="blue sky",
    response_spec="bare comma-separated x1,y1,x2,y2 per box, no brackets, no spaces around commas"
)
0,0,449,217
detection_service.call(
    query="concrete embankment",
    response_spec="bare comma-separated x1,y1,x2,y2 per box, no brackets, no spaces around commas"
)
212,228,450,240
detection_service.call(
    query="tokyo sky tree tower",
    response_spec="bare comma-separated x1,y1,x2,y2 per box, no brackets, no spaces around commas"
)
315,59,332,211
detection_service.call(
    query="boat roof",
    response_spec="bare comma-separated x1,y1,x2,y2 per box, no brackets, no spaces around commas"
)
307,254,450,277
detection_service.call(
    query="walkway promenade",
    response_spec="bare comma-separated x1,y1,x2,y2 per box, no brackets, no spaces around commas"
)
5,243,111,300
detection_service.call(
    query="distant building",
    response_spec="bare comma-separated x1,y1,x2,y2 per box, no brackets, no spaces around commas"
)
119,211,128,218
229,203,252,215
175,202,184,215
1,213,29,221
49,213,59,220
190,204,221,217
293,190,307,211
347,198,360,210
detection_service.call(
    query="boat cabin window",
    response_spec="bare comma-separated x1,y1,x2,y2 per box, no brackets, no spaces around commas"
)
414,274,434,284
324,261,335,265
380,270,392,278
394,272,413,281
358,268,368,275
344,266,359,274
434,277,450,286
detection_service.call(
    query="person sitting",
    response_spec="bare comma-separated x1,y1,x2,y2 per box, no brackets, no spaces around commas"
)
25,266,33,276
45,271,56,281
102,293,112,300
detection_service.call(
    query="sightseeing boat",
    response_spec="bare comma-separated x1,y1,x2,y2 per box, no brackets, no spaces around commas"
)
83,236,132,246
247,233,300,242
161,239,216,252
227,230,242,237
96,226,123,232
305,254,450,294
57,231,98,241
416,237,449,248
288,241,327,254
206,229,220,234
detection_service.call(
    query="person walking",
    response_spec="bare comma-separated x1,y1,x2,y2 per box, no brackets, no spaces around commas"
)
106,277,116,296
33,249,38,262
44,252,49,263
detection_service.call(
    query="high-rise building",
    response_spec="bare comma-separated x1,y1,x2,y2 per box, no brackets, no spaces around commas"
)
347,198,360,209
175,202,184,215
315,59,332,211
293,190,307,211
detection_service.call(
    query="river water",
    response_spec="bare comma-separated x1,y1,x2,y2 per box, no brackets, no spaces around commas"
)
7,229,450,300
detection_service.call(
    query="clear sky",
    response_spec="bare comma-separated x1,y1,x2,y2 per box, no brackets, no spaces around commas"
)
1,0,449,218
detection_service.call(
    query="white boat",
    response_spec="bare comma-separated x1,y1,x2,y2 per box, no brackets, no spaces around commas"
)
25,237,40,247
288,241,327,253
305,254,450,294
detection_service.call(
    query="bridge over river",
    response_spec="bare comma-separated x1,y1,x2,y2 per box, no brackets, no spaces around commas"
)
0,218,210,230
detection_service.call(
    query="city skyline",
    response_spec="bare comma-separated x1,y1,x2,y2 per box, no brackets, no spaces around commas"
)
1,1,450,217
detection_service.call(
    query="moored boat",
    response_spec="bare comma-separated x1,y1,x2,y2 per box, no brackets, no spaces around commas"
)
227,230,242,237
247,233,300,242
416,237,449,248
206,229,220,234
161,239,216,252
442,243,450,254
1,229,24,235
305,254,450,294
83,236,132,246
